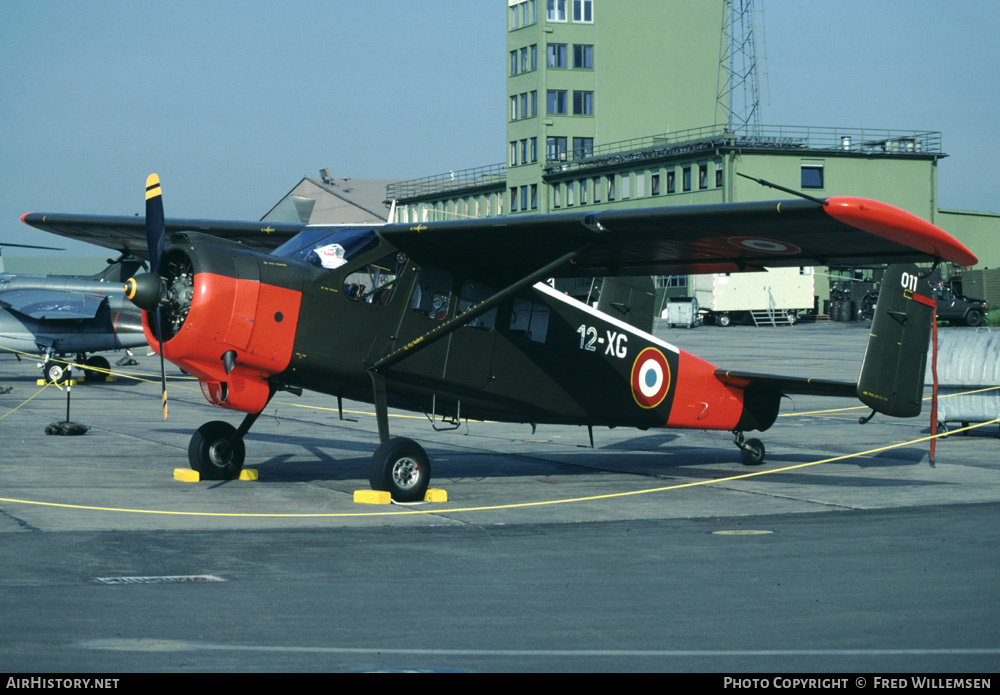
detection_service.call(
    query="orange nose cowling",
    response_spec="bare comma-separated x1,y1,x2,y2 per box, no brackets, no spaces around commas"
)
142,272,302,413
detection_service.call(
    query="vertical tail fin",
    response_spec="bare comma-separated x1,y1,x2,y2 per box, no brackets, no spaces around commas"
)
596,276,656,333
856,264,936,417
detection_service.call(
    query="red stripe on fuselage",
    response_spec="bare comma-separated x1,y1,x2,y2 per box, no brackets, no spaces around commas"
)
665,349,745,430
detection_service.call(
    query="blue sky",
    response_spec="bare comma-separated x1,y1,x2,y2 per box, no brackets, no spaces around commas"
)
2,0,997,256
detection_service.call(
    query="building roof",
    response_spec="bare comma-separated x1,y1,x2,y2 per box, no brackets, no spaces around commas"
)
262,174,405,225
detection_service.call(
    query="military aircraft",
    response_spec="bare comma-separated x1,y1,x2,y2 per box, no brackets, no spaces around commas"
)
23,175,977,500
0,244,150,381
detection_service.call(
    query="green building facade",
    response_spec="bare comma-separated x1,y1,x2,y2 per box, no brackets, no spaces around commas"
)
386,1,997,279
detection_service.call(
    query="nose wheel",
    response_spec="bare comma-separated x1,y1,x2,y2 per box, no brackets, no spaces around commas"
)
733,431,766,466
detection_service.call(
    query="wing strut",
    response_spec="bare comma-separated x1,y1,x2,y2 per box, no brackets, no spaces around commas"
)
368,245,591,374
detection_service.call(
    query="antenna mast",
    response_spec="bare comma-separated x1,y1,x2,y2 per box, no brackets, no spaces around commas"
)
716,0,769,138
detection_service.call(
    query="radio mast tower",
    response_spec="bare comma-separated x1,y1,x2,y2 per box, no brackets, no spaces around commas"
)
716,0,768,138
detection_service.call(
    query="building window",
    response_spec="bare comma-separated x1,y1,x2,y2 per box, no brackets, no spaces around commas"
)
651,173,661,196
521,47,528,73
530,137,538,162
510,187,518,212
572,137,593,159
510,141,518,166
510,97,518,121
607,175,615,201
657,275,688,289
682,167,691,192
593,176,601,202
521,186,529,212
801,164,824,189
520,139,528,164
553,183,561,208
573,0,593,22
510,50,518,75
636,172,645,198
547,90,567,115
547,0,567,22
698,164,708,190
547,43,567,68
531,44,537,70
546,136,568,161
573,44,593,69
622,175,630,199
666,170,675,194
521,92,529,118
530,184,538,210
511,0,538,29
530,91,538,116
716,161,724,187
579,179,588,204
572,90,593,115
567,181,575,206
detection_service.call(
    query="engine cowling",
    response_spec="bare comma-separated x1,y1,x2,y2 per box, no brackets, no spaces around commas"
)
138,242,304,414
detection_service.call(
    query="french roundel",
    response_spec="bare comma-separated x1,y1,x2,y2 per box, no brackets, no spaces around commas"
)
726,236,802,254
631,347,671,409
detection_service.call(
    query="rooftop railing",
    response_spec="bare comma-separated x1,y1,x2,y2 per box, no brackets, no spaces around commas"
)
386,125,943,200
545,124,943,172
386,162,507,202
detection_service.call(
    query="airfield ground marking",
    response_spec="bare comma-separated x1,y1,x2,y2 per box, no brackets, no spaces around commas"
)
1,418,997,519
0,381,52,421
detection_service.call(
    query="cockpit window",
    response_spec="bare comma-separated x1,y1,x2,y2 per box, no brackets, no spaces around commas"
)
271,227,379,267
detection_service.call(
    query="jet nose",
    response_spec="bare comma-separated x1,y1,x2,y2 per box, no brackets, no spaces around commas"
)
123,272,162,311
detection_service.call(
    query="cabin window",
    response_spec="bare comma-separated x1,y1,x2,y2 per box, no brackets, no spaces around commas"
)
458,280,497,331
344,253,406,305
272,227,378,266
411,266,452,320
510,298,550,344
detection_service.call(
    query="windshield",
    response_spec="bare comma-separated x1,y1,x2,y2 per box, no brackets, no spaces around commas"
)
271,227,379,268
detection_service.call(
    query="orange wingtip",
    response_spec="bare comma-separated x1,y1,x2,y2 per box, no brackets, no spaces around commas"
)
824,197,978,267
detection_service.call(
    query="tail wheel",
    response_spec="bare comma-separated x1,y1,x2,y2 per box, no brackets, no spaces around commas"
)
370,437,431,503
740,438,766,466
188,421,245,480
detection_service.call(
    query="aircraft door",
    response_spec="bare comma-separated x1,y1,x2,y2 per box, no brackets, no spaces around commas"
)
387,268,497,392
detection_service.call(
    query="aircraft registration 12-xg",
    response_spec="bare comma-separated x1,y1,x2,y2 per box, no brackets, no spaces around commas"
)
22,175,978,501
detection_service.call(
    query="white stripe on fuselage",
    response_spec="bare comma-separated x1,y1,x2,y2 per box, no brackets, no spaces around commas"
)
532,282,680,355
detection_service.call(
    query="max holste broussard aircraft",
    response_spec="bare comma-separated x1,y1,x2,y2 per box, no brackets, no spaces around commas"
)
22,175,977,501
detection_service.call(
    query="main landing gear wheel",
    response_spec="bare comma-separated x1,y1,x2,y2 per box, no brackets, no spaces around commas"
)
188,420,246,480
369,437,431,503
83,355,110,381
42,360,68,384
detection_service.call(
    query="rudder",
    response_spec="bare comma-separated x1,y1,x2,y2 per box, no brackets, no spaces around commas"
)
856,264,935,417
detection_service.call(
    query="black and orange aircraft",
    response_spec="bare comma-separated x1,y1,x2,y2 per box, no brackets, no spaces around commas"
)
22,175,977,500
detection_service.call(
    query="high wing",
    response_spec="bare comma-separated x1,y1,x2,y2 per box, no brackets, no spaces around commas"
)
377,197,977,283
23,196,976,279
20,213,305,259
